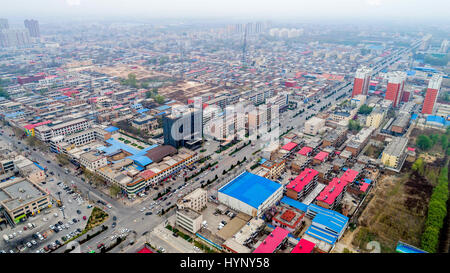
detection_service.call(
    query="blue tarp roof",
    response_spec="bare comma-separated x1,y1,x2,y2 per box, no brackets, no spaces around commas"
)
280,196,309,212
406,70,416,76
259,158,267,165
411,114,418,120
363,178,372,184
155,111,166,116
137,108,149,113
218,172,282,209
156,105,171,111
105,126,119,132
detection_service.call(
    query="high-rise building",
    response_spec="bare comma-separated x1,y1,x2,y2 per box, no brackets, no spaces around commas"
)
24,19,40,37
422,74,443,115
0,28,31,48
0,18,8,30
163,105,202,149
440,39,449,53
385,71,407,107
351,66,372,97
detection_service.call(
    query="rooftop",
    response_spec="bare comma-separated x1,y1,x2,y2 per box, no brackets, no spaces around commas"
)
253,227,289,253
286,168,318,193
218,172,282,209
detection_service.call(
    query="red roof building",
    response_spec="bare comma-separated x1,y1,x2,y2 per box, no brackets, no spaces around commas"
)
137,246,153,253
298,147,313,156
316,169,359,209
272,206,305,233
281,142,298,152
253,227,289,253
291,239,315,253
286,168,319,200
138,169,156,180
313,151,329,164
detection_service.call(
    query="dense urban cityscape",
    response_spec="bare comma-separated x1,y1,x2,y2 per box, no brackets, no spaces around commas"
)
0,1,449,260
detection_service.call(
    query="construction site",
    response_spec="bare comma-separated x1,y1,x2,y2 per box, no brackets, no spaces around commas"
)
88,64,171,81
158,80,225,103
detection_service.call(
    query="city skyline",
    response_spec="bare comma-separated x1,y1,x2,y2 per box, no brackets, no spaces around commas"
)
0,0,449,23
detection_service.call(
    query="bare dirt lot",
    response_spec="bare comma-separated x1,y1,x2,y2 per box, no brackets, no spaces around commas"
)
88,64,171,81
351,168,434,252
158,80,225,102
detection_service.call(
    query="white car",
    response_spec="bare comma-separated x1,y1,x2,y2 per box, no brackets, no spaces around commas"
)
26,242,32,248
106,204,112,209
31,240,37,245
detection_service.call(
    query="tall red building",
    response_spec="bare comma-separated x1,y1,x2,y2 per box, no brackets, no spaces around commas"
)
384,71,406,107
351,66,371,97
422,75,443,115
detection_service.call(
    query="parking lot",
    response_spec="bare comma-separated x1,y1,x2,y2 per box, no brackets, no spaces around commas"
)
0,176,93,253
200,202,237,233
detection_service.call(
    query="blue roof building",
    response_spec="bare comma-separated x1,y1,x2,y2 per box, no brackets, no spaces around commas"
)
104,126,119,133
426,115,450,127
218,172,283,217
280,196,309,213
304,204,349,250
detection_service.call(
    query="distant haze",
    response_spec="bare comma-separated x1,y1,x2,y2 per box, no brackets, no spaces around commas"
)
1,0,449,23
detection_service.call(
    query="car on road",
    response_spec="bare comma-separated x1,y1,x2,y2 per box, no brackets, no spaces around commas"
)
83,216,87,220
76,210,82,214
145,212,153,216
26,242,32,248
97,243,105,249
112,222,116,228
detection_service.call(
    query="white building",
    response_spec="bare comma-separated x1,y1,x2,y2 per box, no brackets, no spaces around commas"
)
304,117,326,136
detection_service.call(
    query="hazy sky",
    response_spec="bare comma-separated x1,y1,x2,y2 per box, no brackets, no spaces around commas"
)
1,0,449,23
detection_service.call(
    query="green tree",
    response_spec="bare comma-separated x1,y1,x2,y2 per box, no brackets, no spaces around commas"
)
348,120,361,132
421,226,440,252
0,86,10,99
416,135,432,150
440,135,448,150
412,157,425,175
358,104,373,115
154,94,165,104
109,184,121,197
